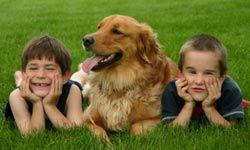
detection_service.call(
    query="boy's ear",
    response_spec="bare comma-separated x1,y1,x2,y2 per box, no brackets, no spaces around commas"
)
221,71,227,79
62,70,71,84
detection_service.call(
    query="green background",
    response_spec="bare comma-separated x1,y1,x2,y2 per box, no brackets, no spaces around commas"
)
0,0,249,149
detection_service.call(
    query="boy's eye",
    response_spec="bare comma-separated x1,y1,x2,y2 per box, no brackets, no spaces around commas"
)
46,67,56,71
27,67,37,70
187,70,196,74
206,72,213,75
204,71,215,75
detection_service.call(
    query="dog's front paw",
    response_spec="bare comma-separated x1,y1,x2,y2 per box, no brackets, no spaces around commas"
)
130,119,160,136
130,123,144,135
91,125,112,144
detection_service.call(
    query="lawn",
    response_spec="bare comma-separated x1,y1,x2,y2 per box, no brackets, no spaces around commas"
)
0,0,250,149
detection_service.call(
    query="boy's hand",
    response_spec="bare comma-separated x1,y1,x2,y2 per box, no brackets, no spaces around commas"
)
43,74,62,105
175,77,194,103
202,77,223,107
20,74,42,104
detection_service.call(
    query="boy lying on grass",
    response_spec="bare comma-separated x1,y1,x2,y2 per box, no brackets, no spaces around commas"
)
4,35,84,135
162,34,249,127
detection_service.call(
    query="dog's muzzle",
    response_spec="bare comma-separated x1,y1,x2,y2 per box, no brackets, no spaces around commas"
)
83,36,95,50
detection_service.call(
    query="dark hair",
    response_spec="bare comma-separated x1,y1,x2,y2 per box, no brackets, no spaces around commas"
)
178,34,227,76
21,35,72,75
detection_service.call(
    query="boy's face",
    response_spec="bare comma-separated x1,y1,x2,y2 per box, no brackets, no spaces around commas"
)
182,50,221,102
24,57,66,98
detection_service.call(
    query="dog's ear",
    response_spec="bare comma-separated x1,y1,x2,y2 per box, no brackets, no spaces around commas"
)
137,23,160,64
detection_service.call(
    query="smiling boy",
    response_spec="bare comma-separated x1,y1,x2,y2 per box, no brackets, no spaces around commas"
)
4,35,83,134
161,34,244,127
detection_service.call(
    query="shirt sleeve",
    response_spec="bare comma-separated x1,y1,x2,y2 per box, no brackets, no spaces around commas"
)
217,77,244,121
161,81,183,123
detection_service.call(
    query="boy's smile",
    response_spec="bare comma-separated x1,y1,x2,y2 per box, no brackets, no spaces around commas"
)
30,81,51,98
182,50,221,102
25,58,62,98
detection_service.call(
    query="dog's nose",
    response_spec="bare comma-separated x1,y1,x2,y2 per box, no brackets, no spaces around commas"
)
83,36,94,47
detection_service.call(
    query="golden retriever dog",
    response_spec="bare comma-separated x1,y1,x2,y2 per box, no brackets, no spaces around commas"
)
81,14,179,143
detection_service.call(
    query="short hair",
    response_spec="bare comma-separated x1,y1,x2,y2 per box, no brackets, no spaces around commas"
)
178,34,227,76
21,35,72,75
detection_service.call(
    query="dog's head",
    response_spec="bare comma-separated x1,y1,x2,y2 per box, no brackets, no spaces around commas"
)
82,15,161,73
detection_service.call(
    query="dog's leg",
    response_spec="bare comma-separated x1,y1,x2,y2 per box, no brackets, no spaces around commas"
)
130,118,161,135
84,121,111,144
83,108,111,144
84,121,111,143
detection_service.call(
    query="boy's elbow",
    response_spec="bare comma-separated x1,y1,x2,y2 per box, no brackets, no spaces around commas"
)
9,89,20,101
19,123,45,136
171,120,189,128
69,118,83,127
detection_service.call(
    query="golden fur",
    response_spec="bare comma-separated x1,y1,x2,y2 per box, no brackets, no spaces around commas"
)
82,15,179,142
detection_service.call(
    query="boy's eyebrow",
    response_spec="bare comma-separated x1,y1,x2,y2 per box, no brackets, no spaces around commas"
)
204,69,216,73
185,66,216,73
27,63,57,67
45,64,57,66
27,63,37,66
184,66,195,70
44,64,58,68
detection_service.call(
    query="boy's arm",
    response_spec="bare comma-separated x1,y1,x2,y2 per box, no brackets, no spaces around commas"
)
65,84,83,126
171,102,195,127
202,77,231,127
202,105,231,127
43,84,83,128
9,89,45,134
43,77,73,128
43,103,73,128
171,78,195,127
162,78,195,127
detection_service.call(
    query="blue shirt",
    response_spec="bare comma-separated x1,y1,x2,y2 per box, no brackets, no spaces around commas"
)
161,77,244,122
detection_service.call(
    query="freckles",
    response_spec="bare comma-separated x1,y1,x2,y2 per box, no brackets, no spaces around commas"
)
186,79,193,85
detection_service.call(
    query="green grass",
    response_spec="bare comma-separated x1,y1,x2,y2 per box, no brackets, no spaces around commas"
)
0,0,250,149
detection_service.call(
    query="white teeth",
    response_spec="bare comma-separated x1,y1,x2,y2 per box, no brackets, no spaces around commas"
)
101,54,115,63
109,54,115,59
34,83,49,87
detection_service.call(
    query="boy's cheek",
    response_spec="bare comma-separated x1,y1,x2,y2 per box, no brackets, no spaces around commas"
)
48,72,60,79
23,72,36,79
205,76,215,84
176,73,184,80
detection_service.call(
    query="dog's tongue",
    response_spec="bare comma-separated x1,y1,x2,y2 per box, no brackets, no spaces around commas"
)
82,55,104,73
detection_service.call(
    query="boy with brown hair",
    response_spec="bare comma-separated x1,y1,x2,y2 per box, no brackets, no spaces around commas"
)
161,34,245,127
4,35,83,134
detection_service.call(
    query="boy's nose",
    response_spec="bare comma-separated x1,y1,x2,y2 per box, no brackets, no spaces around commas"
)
37,69,46,77
195,75,205,84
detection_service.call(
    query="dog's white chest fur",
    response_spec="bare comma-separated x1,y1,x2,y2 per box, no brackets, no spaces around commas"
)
88,88,133,131
85,71,140,131
95,94,133,131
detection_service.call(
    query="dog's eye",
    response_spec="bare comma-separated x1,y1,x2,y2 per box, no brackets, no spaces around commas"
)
112,28,122,35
